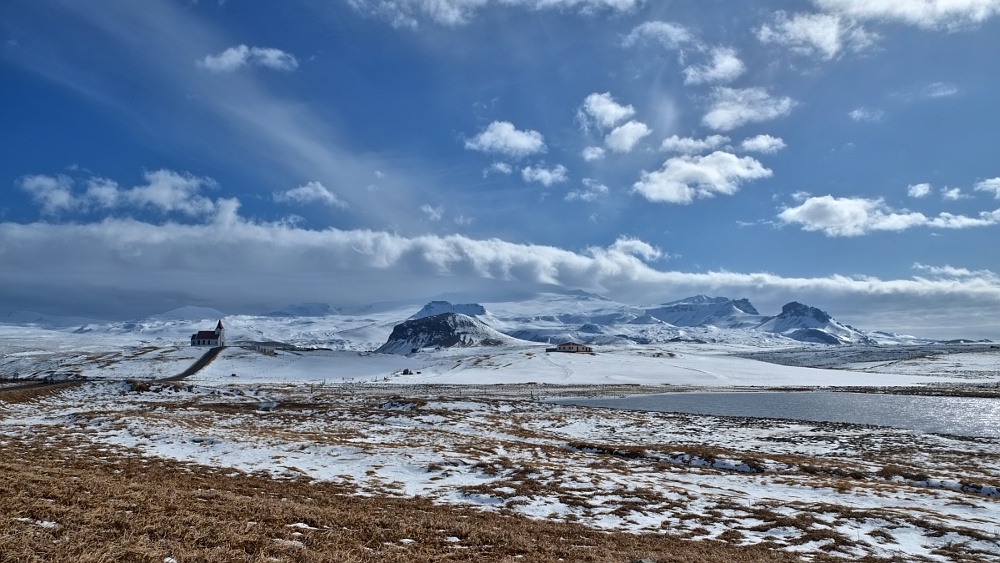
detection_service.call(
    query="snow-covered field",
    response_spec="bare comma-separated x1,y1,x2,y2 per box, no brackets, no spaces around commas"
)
2,301,999,561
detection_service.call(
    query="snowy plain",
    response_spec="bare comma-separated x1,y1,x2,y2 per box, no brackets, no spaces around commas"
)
2,298,999,561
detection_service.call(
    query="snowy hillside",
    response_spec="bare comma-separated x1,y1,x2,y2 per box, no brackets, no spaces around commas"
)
376,313,527,355
409,301,489,320
644,295,762,328
757,302,875,345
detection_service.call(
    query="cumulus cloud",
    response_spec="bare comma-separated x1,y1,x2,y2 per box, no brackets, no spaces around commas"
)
198,45,299,72
565,178,609,202
815,0,1000,29
661,134,730,154
18,170,222,218
604,120,652,153
621,20,696,49
740,134,786,154
483,162,514,177
581,146,606,161
420,204,445,221
778,195,1000,236
849,107,886,122
974,177,1000,198
578,92,636,130
273,181,347,208
941,187,967,201
908,183,932,198
757,12,877,59
522,164,569,186
632,151,772,204
683,47,745,85
17,174,76,215
465,121,546,158
702,87,797,131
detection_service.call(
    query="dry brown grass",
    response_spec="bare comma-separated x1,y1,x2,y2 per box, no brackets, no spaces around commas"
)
0,434,810,563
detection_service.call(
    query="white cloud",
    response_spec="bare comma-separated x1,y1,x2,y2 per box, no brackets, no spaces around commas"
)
6,213,1000,335
660,134,730,154
702,87,797,131
683,47,745,85
198,45,299,72
348,0,644,27
778,195,1000,236
578,92,635,130
420,204,445,221
974,177,1000,198
941,186,967,201
922,81,959,98
17,174,76,215
565,178,609,202
621,21,696,49
483,162,514,177
18,170,222,218
604,120,652,153
454,214,473,226
740,134,786,154
522,164,569,186
581,146,606,161
757,12,877,59
815,0,1000,29
273,181,347,209
849,107,886,122
632,151,773,204
908,183,932,198
465,121,546,158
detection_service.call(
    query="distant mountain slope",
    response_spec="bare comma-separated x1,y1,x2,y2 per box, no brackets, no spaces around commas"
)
410,301,488,320
645,296,763,328
0,310,103,328
757,302,875,345
148,306,225,321
264,303,341,317
376,313,524,355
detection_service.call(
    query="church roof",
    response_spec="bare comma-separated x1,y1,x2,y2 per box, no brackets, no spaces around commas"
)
192,330,218,340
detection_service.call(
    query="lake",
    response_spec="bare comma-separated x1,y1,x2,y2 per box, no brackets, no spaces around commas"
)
555,391,1000,438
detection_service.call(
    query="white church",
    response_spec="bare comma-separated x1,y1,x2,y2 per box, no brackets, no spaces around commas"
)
190,320,225,347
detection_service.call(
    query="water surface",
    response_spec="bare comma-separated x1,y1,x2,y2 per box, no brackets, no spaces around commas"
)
556,392,1000,438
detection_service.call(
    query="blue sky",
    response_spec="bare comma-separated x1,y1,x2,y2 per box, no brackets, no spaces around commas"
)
2,0,1000,338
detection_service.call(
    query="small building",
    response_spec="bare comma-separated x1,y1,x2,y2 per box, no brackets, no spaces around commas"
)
548,342,593,354
191,320,225,347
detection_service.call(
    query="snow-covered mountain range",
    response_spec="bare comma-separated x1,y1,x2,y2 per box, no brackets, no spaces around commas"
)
1,291,951,352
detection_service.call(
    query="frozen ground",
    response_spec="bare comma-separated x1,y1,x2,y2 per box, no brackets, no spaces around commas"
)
2,324,999,561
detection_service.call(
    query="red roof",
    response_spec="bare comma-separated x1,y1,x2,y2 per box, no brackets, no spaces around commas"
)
192,331,218,340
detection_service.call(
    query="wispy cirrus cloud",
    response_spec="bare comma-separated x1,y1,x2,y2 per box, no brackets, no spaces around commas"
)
198,45,299,72
348,0,644,28
849,107,886,122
